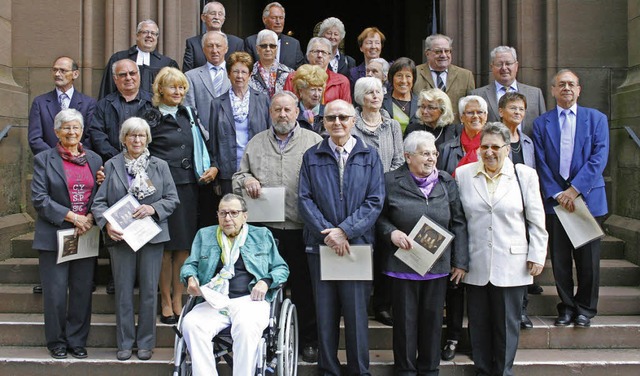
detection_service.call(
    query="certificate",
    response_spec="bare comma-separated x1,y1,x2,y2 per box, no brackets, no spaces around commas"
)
553,196,605,248
56,226,100,264
319,244,373,281
243,187,285,223
394,215,454,276
103,194,162,252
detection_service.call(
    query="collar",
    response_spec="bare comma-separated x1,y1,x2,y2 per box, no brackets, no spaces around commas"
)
271,123,298,139
328,135,356,154
206,61,226,71
429,66,448,74
494,80,518,92
474,158,515,178
556,103,578,117
55,86,75,99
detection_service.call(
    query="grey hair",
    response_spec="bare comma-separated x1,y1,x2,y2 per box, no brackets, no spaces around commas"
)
368,58,390,78
271,90,299,108
403,130,436,154
353,77,383,106
201,30,228,48
551,69,580,86
111,58,137,76
416,88,454,127
318,17,346,40
262,2,285,18
136,19,158,34
306,37,332,56
54,108,84,131
424,34,453,51
490,46,517,65
256,29,278,46
119,117,152,146
481,122,511,144
220,193,248,211
203,1,225,14
458,95,488,117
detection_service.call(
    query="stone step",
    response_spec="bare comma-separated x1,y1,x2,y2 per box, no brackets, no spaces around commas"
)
0,214,34,260
534,259,640,286
0,258,112,284
0,347,638,376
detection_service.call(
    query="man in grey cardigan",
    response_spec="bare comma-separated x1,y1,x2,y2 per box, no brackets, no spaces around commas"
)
232,91,322,363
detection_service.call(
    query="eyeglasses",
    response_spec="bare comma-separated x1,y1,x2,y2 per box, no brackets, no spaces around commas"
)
419,105,441,111
324,115,353,123
479,144,507,152
428,48,452,55
116,71,139,78
59,126,82,132
230,69,249,76
126,134,147,140
463,110,486,117
51,68,75,74
412,151,439,158
309,49,330,56
138,30,159,37
493,61,517,68
258,43,277,50
217,210,245,218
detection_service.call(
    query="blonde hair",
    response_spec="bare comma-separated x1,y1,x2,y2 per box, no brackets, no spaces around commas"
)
152,67,189,107
291,64,328,96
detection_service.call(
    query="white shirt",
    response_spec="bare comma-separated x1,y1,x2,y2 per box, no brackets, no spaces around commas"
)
136,47,151,66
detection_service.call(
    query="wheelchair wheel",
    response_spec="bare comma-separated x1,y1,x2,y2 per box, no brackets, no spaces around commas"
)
277,299,298,376
173,297,197,376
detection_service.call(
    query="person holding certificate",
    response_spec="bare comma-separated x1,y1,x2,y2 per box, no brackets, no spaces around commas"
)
455,122,547,376
31,109,103,359
376,130,468,375
92,117,179,361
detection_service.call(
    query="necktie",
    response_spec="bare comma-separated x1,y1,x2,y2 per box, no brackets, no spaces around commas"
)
559,109,572,180
336,146,345,190
503,85,512,93
435,71,446,91
212,66,223,97
59,93,69,110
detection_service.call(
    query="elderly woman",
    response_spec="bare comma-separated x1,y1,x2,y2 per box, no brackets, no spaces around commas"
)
455,122,547,376
210,51,271,194
366,57,390,94
437,94,488,360
249,29,293,97
318,17,356,77
141,67,215,325
349,27,386,84
377,130,468,375
31,109,102,359
382,58,418,133
92,117,179,361
291,64,328,135
405,88,462,149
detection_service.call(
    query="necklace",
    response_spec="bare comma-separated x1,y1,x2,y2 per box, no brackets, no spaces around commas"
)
429,125,444,141
511,140,522,153
392,97,410,112
362,114,382,131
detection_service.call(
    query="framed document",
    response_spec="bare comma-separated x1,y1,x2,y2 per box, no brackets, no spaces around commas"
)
103,194,162,252
243,187,286,223
394,215,454,276
56,226,100,264
319,244,373,281
553,196,605,248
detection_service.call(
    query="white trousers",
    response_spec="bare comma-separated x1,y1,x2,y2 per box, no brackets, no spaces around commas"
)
182,295,270,376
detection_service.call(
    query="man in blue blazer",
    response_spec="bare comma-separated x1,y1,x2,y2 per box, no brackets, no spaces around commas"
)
181,1,244,72
29,56,96,155
533,69,609,328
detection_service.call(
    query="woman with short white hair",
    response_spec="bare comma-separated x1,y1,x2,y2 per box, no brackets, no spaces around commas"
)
249,29,292,97
318,17,355,76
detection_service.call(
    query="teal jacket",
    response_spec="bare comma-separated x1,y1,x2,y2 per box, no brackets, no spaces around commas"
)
180,225,289,302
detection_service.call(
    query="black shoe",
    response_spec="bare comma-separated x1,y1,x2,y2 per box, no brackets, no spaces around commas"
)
160,314,177,325
33,285,43,294
375,310,394,326
520,314,533,329
574,314,591,328
49,346,67,359
106,280,115,295
441,340,457,361
528,283,543,295
554,312,573,326
301,345,318,363
68,346,88,359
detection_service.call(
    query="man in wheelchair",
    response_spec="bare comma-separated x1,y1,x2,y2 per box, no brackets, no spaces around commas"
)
179,193,290,376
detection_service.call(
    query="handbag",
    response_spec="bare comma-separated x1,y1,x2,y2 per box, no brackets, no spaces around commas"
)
185,106,211,180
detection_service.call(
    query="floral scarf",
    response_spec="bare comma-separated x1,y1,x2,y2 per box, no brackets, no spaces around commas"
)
124,149,156,200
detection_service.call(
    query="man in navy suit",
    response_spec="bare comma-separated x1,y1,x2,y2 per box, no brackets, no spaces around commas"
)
244,2,304,70
29,56,96,156
533,69,609,328
182,1,244,72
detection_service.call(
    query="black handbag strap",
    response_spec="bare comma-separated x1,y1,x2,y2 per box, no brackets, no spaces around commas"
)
513,164,530,243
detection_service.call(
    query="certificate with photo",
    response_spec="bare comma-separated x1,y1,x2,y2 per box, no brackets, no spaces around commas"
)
319,244,373,281
103,194,162,252
56,226,100,264
243,187,286,223
553,196,605,248
394,215,454,276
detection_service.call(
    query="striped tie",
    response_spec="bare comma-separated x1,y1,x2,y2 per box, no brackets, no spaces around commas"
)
212,66,223,97
435,71,446,91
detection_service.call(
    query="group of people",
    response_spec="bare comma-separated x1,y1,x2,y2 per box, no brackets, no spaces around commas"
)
27,1,609,376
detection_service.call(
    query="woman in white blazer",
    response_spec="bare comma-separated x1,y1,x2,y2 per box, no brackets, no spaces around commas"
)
455,122,547,376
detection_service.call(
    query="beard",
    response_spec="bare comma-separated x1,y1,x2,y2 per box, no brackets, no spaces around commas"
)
273,120,296,135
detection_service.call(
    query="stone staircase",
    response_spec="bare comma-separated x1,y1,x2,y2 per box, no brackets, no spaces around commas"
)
0,228,639,375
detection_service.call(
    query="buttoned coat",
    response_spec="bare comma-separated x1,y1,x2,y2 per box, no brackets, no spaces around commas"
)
245,34,305,70
184,64,232,130
182,33,244,72
31,148,103,251
413,64,475,121
455,160,547,287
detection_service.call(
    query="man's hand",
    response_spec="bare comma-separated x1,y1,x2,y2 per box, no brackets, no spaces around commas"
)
199,167,218,184
528,261,544,277
187,276,202,296
251,280,268,301
391,230,412,250
96,166,105,185
557,186,579,212
450,267,466,284
321,227,350,256
244,177,262,199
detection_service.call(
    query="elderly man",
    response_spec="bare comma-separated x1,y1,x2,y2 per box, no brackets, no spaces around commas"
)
533,70,609,328
180,193,289,376
299,99,385,375
413,34,475,122
182,1,244,72
284,37,352,103
232,91,322,362
471,46,546,137
98,20,178,99
244,2,304,70
29,56,96,156
89,59,153,162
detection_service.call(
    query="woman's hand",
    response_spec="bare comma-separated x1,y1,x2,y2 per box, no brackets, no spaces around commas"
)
244,177,262,199
95,166,105,185
390,230,412,250
199,167,219,184
187,276,202,296
106,222,124,241
450,267,466,284
527,261,544,277
250,280,268,301
74,213,94,236
132,204,156,219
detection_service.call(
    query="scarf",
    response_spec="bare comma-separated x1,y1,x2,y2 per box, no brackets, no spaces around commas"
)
411,168,439,197
56,142,87,165
230,88,250,122
158,103,178,119
454,130,482,176
124,149,156,200
203,225,249,313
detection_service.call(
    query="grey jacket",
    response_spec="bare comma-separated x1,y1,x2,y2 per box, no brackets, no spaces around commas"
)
351,108,405,173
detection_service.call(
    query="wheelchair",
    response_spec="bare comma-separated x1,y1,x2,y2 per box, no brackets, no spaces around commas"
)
172,287,298,376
